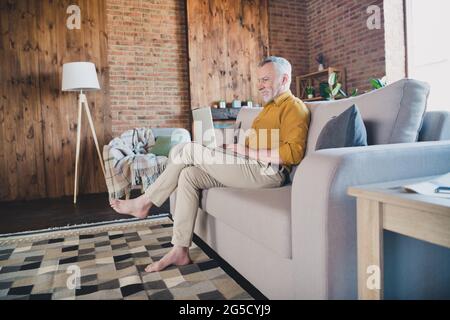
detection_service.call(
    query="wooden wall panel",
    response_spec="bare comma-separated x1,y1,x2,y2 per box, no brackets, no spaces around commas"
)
187,0,269,109
0,0,111,201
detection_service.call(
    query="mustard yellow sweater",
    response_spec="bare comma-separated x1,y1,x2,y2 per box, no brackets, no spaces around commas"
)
246,90,311,168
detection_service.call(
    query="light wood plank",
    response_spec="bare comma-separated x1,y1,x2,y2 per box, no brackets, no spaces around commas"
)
85,0,109,193
383,204,450,248
37,0,61,198
349,175,450,300
3,0,21,200
1,0,109,201
348,181,450,216
29,0,47,199
357,198,384,300
0,0,8,199
187,0,269,109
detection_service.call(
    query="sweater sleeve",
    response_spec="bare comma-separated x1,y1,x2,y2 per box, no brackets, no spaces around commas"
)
277,102,310,166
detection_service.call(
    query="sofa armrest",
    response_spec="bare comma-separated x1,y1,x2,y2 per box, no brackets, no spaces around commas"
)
291,141,450,299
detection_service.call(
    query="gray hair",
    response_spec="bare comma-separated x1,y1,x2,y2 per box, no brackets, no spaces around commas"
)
258,56,292,85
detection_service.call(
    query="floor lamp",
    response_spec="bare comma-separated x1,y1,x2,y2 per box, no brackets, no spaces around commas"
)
62,62,106,204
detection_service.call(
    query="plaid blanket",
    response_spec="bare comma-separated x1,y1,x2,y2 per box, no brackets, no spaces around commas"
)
103,128,168,199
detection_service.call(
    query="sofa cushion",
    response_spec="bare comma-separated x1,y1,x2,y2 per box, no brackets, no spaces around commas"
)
315,104,368,151
419,111,450,142
305,79,430,155
150,136,173,156
236,107,263,145
201,186,292,259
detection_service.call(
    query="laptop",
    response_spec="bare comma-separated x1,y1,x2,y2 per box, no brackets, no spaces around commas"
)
192,107,249,159
192,107,218,148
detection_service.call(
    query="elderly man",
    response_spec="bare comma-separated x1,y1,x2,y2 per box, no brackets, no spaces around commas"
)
110,56,310,273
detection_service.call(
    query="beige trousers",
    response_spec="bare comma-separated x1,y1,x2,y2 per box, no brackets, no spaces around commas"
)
144,142,285,247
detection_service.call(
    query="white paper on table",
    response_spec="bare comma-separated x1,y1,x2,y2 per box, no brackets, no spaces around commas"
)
403,173,450,199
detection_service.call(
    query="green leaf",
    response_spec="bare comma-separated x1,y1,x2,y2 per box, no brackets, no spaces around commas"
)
339,89,347,97
351,88,359,97
377,79,384,88
332,83,342,97
370,78,382,89
328,72,337,86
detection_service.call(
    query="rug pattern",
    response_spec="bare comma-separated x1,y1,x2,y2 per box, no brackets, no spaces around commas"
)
0,216,252,300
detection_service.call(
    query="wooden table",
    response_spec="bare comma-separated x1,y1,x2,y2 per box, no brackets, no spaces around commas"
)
348,176,450,300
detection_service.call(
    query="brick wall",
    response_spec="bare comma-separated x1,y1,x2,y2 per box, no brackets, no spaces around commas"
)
306,0,386,93
106,0,191,137
268,0,309,91
106,0,387,137
268,0,386,94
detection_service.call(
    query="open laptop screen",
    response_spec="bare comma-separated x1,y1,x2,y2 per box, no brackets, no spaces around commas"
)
192,107,218,148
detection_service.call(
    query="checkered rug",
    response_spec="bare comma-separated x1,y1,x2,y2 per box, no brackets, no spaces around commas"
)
0,215,253,300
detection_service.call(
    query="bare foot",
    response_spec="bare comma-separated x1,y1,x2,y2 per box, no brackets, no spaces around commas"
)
145,246,192,273
109,194,152,219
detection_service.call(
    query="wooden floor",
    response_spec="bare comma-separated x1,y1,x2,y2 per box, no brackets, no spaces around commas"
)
0,191,170,234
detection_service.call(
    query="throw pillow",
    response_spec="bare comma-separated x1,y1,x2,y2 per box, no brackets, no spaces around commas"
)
150,136,173,157
315,104,368,151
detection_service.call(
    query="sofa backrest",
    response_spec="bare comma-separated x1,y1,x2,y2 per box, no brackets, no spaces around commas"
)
236,107,264,145
235,80,450,152
304,79,430,155
418,111,450,142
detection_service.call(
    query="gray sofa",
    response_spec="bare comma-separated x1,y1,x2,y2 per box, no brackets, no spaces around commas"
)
170,79,450,299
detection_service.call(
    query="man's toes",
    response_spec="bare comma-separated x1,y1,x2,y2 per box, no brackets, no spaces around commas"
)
145,264,156,273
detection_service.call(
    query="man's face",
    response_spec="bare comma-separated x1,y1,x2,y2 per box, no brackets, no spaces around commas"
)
257,62,284,103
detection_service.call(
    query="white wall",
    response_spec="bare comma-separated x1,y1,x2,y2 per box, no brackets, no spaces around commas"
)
406,0,450,111
384,0,406,84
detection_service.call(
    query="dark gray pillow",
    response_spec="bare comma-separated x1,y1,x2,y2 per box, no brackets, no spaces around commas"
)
315,104,368,151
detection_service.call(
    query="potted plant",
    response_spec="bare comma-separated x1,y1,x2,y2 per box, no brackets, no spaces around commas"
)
349,88,359,97
370,76,387,90
306,86,315,99
325,72,347,101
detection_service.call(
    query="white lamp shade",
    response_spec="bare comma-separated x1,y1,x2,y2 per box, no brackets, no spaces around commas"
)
62,62,101,92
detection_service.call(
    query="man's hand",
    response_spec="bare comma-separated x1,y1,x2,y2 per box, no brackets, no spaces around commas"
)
224,144,282,165
224,144,248,156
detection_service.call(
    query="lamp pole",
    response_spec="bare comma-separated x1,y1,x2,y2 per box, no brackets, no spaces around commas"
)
73,90,83,204
62,62,105,204
73,89,106,204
